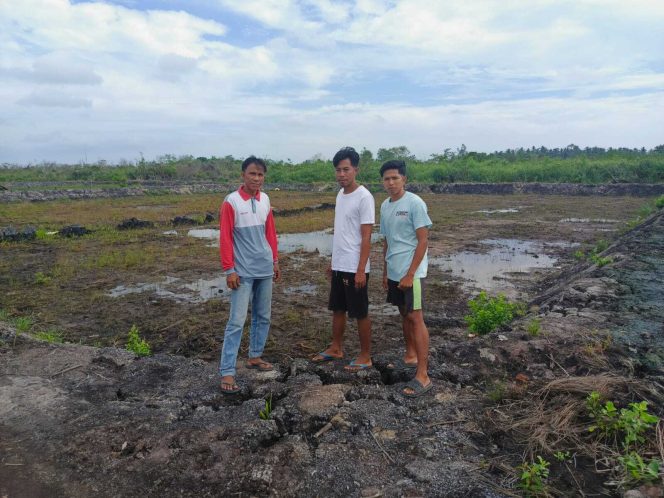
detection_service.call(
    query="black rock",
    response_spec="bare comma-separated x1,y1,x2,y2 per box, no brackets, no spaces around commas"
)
117,218,154,230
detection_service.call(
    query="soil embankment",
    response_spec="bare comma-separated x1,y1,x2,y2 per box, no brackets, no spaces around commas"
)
1,211,663,497
1,182,663,202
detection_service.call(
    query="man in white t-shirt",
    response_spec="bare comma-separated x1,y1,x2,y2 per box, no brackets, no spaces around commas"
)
311,147,375,371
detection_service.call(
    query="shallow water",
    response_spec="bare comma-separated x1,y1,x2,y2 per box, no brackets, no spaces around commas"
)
432,238,575,292
188,228,382,255
108,275,229,303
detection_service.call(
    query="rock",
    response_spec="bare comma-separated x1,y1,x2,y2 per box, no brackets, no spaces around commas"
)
171,215,199,226
117,218,154,230
478,348,497,363
298,384,348,417
360,487,383,497
0,225,36,242
59,225,91,237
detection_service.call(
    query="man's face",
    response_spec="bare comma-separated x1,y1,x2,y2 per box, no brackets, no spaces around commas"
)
242,163,265,192
335,158,358,188
382,168,406,196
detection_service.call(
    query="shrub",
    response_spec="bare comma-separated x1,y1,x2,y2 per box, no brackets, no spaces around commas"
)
619,452,661,483
35,271,52,285
590,254,613,267
518,456,550,496
655,195,664,209
14,316,33,333
126,324,151,357
465,291,520,335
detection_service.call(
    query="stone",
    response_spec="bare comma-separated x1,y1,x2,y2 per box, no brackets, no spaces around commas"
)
298,384,348,417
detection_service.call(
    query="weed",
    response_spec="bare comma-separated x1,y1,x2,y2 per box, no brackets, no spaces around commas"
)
14,316,33,333
465,291,520,335
0,308,9,321
656,195,664,209
587,391,620,438
619,452,661,483
486,381,507,403
526,318,541,337
34,271,52,285
553,451,571,462
573,249,585,260
518,456,550,496
618,401,659,449
593,239,609,253
126,324,151,357
35,329,64,343
259,394,273,420
590,254,613,267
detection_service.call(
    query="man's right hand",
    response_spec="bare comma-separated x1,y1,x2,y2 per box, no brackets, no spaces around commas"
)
227,272,240,290
382,275,388,291
326,264,332,281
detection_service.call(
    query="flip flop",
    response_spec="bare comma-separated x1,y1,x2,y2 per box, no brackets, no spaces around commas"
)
245,360,274,371
311,351,342,363
386,359,418,372
344,359,372,371
403,378,433,398
220,381,241,395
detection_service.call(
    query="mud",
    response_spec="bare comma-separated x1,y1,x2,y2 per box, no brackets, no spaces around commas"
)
1,194,663,496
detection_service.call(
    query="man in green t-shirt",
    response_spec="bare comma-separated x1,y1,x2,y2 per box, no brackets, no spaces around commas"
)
379,160,433,397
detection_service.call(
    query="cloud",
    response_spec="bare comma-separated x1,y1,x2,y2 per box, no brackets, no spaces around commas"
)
0,0,662,164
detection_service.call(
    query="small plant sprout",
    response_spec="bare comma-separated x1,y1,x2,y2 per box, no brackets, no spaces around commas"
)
519,456,550,496
526,318,541,337
259,394,273,420
34,271,52,285
554,451,571,462
14,316,33,333
126,324,151,357
619,452,661,483
656,195,664,209
35,329,64,343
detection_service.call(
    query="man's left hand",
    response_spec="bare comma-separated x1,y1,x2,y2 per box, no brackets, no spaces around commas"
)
273,262,281,282
398,274,414,290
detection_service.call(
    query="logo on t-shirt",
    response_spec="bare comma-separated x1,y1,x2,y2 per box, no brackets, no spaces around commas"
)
395,210,408,217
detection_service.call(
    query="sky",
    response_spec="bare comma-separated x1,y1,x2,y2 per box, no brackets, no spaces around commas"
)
1,0,663,164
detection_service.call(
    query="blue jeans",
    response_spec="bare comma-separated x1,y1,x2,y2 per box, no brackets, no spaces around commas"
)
219,276,273,377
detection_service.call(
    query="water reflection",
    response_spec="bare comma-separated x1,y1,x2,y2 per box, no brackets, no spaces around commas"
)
108,276,229,303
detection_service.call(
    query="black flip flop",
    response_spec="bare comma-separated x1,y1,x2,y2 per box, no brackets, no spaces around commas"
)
403,378,433,398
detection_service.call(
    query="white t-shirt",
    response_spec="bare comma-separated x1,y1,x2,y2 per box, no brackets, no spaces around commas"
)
331,185,375,273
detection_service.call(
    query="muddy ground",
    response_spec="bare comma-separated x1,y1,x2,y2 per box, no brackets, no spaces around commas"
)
1,192,663,497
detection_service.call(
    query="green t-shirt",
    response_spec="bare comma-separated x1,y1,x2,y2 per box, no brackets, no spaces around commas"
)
379,191,433,281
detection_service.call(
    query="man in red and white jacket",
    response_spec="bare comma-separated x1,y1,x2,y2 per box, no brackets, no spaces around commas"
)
218,156,280,394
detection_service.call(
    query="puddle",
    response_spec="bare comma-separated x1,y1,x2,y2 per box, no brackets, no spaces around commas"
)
368,303,401,316
474,206,527,214
432,239,575,292
188,229,382,255
284,284,318,296
560,218,619,223
108,275,229,303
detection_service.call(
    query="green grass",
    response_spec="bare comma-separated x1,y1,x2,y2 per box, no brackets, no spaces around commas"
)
526,318,541,337
35,329,65,343
13,316,33,333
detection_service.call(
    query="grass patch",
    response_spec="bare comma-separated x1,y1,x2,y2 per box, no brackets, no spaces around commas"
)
34,271,52,285
35,329,65,343
526,318,541,337
13,316,33,333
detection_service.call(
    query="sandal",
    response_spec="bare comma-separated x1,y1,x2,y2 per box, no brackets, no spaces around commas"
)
245,359,274,371
402,378,433,398
220,380,241,395
344,359,372,372
311,351,343,363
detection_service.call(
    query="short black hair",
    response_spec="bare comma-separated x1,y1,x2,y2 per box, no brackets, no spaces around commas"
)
242,155,267,172
332,147,360,168
380,160,406,177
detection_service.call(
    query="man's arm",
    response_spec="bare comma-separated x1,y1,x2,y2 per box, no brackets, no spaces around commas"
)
220,201,240,289
398,227,428,290
354,223,372,288
265,208,281,282
382,237,389,290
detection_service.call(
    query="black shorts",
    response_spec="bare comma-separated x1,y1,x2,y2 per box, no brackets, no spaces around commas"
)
328,271,369,319
386,278,424,313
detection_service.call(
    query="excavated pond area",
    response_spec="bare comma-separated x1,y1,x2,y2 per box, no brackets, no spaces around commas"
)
1,192,663,496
